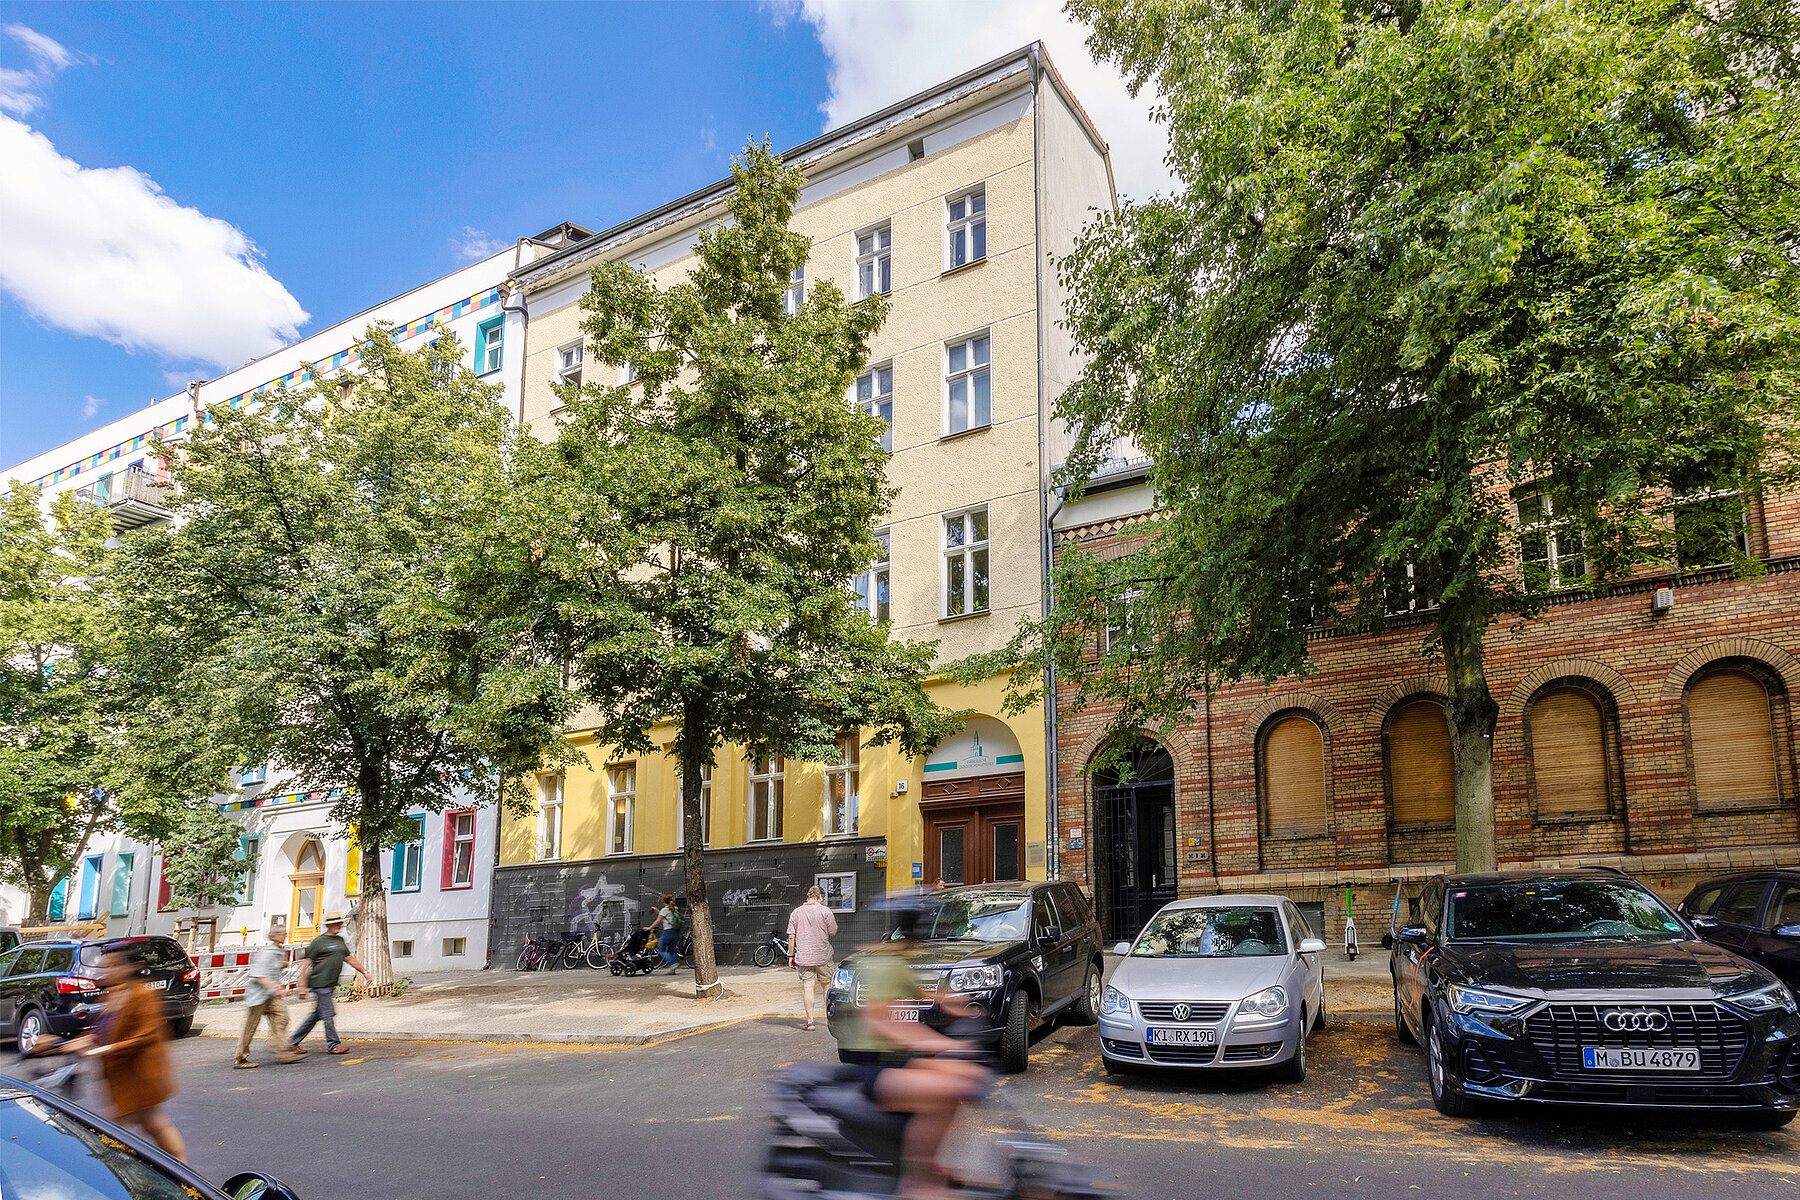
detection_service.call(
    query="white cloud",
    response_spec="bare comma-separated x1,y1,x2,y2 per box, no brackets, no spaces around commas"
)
700,126,719,153
80,395,105,419
784,0,1171,200
452,225,509,262
1,23,82,116
0,115,309,369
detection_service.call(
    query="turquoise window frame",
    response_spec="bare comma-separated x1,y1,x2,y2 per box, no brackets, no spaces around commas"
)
49,877,67,921
110,852,135,918
390,816,425,893
475,316,504,376
235,834,260,905
77,854,103,921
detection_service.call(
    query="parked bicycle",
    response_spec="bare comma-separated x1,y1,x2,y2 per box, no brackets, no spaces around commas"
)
516,932,554,972
752,930,792,969
565,929,618,970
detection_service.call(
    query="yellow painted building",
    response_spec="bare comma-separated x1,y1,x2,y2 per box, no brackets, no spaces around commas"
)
492,45,1115,952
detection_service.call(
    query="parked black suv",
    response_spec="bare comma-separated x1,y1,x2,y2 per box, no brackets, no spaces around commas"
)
827,881,1105,1073
1386,869,1799,1128
1679,869,1800,990
0,936,200,1054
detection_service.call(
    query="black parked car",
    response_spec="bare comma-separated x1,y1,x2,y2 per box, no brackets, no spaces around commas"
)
0,1072,298,1198
0,936,200,1054
1679,869,1800,989
827,881,1105,1073
1386,869,1799,1128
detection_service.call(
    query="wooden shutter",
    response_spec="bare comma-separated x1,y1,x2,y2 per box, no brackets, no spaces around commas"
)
1264,715,1327,835
1690,670,1780,808
1530,689,1609,815
1389,699,1455,825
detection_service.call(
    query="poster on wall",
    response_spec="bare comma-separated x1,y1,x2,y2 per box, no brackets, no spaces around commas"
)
815,872,857,913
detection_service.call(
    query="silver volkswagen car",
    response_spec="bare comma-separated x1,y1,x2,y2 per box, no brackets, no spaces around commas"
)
1098,894,1327,1081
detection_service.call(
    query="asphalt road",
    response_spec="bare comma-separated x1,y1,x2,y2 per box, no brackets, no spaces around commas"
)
104,1015,1800,1199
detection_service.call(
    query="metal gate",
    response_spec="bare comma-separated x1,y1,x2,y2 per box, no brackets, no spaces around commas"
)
1094,744,1177,941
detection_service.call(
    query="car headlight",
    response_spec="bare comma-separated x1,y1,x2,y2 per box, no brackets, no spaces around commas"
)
1447,984,1532,1016
832,967,855,992
1100,986,1131,1017
1724,982,1797,1015
1238,986,1288,1019
948,965,1001,992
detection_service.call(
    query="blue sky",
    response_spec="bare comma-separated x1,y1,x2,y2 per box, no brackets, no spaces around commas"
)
0,1,1164,472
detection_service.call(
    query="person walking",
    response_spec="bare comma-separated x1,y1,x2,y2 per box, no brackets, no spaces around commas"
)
648,894,680,974
787,885,839,1032
73,946,187,1162
235,924,299,1068
287,911,369,1056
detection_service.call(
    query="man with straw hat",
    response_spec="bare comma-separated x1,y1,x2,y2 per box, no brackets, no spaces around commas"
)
287,911,369,1057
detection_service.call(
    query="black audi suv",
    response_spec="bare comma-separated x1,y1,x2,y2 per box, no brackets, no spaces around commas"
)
1385,868,1799,1127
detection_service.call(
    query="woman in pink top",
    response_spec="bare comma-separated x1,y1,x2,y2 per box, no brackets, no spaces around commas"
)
787,885,839,1031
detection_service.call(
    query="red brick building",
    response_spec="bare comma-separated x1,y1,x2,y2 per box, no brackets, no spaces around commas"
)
1050,465,1800,942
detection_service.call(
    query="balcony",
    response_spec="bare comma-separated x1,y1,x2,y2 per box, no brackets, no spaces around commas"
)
73,469,174,530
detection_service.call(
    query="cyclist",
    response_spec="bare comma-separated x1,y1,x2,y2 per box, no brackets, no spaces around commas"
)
844,900,990,1200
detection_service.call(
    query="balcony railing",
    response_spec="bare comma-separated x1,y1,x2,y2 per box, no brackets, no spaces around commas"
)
73,469,174,529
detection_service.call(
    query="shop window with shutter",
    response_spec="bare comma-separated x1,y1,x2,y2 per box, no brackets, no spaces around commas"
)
1528,685,1614,818
1260,713,1329,837
1687,667,1782,810
1386,698,1455,826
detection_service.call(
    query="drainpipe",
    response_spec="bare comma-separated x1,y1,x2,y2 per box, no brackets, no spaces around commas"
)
501,285,529,427
1028,42,1060,884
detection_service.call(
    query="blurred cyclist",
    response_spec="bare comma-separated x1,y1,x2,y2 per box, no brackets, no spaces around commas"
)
847,901,991,1200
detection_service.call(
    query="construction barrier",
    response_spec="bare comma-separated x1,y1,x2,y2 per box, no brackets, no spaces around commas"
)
191,946,305,1003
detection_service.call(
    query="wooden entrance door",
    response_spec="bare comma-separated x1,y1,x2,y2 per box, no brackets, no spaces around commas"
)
288,839,324,943
922,772,1026,886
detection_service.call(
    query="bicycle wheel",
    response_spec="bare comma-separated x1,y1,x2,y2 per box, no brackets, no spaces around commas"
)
516,944,533,971
753,944,776,968
563,943,584,970
586,940,613,970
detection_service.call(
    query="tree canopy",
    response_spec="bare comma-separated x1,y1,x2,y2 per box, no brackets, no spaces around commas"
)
527,140,961,991
983,0,1799,868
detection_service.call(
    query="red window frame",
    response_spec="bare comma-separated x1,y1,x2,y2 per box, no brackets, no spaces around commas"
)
442,808,476,890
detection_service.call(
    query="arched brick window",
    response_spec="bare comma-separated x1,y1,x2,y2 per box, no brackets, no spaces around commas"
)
1259,713,1328,837
1386,697,1454,826
1527,682,1617,818
1687,665,1783,810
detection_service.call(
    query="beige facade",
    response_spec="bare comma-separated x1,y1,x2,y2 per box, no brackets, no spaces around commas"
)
498,46,1114,908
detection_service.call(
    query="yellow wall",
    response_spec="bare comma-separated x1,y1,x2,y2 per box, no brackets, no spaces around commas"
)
500,674,1046,894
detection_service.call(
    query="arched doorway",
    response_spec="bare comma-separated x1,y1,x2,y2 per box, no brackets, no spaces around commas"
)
920,717,1027,886
1094,741,1176,940
286,836,325,943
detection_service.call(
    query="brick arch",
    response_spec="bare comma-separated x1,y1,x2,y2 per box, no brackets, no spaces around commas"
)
1241,689,1346,740
1503,658,1637,722
1366,675,1449,731
1069,722,1200,778
1662,637,1800,701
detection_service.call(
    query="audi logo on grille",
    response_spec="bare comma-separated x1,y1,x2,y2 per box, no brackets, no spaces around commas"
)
1172,1004,1192,1022
1602,1009,1669,1032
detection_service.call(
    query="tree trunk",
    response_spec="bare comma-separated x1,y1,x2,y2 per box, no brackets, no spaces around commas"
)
26,874,54,924
1440,606,1499,873
357,835,395,994
679,722,721,998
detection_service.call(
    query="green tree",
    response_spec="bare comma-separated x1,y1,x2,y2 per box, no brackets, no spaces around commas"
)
159,804,248,914
112,328,575,986
529,141,960,994
994,0,1799,869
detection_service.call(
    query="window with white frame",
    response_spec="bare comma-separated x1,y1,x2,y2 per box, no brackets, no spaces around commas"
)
556,340,583,388
443,937,467,956
946,187,986,269
943,507,990,618
825,735,859,836
784,266,805,315
236,763,268,787
393,816,424,893
449,809,476,887
607,763,635,855
1382,562,1439,615
855,363,894,452
1103,588,1148,654
749,756,784,842
392,940,414,959
944,334,991,435
1673,485,1749,569
536,773,564,861
1517,492,1586,591
853,528,891,623
677,763,712,848
475,316,504,376
855,224,892,300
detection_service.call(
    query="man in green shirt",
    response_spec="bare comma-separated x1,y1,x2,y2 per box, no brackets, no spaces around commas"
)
286,912,369,1056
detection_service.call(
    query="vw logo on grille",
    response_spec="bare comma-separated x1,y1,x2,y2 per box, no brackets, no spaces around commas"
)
1172,1003,1192,1022
1602,1009,1669,1032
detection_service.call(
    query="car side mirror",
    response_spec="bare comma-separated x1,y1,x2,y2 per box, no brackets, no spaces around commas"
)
1689,915,1720,932
1298,938,1327,955
1112,942,1131,956
1775,923,1800,940
1396,924,1430,946
1380,933,1394,950
224,1173,301,1200
1038,926,1062,945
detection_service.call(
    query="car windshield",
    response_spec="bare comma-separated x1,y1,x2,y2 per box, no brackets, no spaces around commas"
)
0,1093,197,1198
902,893,1031,941
1128,907,1288,957
1447,880,1687,942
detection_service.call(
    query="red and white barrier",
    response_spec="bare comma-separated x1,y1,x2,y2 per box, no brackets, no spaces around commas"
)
192,946,305,1004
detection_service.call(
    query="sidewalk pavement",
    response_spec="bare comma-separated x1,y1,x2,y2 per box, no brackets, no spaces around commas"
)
197,954,1396,1048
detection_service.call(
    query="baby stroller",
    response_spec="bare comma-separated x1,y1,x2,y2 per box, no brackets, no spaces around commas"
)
609,926,664,976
